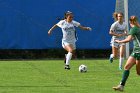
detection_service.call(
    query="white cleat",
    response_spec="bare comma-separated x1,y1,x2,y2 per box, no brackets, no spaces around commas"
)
113,85,124,91
119,67,123,70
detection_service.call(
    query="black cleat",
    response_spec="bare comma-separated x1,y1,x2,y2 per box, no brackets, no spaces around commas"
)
65,65,70,70
109,56,113,63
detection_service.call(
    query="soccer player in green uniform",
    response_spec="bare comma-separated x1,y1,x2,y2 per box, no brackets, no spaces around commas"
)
113,16,140,91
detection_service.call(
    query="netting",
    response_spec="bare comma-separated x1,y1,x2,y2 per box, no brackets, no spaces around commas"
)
128,0,140,19
115,0,124,13
115,0,140,26
115,0,140,57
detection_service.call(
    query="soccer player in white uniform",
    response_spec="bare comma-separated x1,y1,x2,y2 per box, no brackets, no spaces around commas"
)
109,12,127,70
48,11,92,70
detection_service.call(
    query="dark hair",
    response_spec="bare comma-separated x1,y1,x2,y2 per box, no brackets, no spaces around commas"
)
64,11,73,19
56,11,73,21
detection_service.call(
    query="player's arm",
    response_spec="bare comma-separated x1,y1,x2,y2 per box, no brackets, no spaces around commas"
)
109,30,120,36
78,25,92,31
48,24,58,35
109,23,122,36
117,30,128,36
115,35,133,43
109,30,125,37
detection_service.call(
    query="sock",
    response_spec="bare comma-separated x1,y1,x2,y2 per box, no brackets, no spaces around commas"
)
120,70,130,86
110,54,114,58
64,54,67,63
66,52,72,65
119,57,124,68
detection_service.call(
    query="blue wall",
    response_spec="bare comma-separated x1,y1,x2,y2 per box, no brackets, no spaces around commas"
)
0,0,115,49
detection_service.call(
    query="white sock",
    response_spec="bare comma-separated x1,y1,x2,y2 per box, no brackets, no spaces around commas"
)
119,57,124,68
66,52,72,65
65,54,67,58
110,54,114,58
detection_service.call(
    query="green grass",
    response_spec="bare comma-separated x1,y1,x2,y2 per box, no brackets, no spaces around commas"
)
0,59,139,93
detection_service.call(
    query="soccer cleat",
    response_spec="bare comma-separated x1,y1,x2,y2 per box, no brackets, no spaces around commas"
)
65,65,70,70
109,54,114,63
109,57,113,63
113,85,124,91
119,66,122,70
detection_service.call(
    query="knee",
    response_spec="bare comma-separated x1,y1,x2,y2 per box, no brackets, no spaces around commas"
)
69,51,73,53
124,65,129,70
68,49,73,53
120,54,124,58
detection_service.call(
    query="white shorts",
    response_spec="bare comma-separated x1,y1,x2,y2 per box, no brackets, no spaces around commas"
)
62,40,76,50
110,42,125,48
110,37,125,48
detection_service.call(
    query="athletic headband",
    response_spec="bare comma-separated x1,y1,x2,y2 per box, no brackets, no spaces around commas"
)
65,11,73,15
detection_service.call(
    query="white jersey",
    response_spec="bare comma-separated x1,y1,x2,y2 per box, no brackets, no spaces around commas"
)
56,20,80,42
110,21,127,40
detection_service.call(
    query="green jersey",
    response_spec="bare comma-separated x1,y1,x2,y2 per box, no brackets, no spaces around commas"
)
129,26,140,53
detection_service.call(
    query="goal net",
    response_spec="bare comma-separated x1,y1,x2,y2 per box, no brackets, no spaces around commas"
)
116,0,140,17
115,0,140,58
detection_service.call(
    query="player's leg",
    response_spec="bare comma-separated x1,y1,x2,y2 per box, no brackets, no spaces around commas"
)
112,46,118,58
110,46,118,63
64,48,76,64
62,41,75,70
72,50,77,59
113,56,136,91
110,38,119,63
119,45,125,70
136,59,140,75
62,41,72,63
63,45,74,69
120,56,135,85
135,53,140,75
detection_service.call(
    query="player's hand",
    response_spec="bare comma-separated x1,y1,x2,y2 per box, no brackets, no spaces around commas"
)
48,30,51,35
87,27,92,31
117,34,125,37
115,40,121,43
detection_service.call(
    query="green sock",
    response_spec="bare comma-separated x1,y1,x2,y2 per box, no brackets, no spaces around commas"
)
120,70,130,86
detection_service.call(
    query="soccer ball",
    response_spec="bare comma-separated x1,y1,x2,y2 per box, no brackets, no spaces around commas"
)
79,64,87,72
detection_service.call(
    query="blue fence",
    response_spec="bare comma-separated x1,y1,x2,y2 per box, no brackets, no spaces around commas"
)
0,0,115,49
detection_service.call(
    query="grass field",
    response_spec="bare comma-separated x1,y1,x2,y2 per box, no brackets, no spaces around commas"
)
0,59,139,93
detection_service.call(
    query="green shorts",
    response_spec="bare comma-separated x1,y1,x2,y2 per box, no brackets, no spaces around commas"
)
130,52,140,60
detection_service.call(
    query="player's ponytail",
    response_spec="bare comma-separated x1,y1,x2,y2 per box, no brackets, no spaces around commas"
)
56,17,63,21
113,12,118,21
56,11,73,21
129,16,140,27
